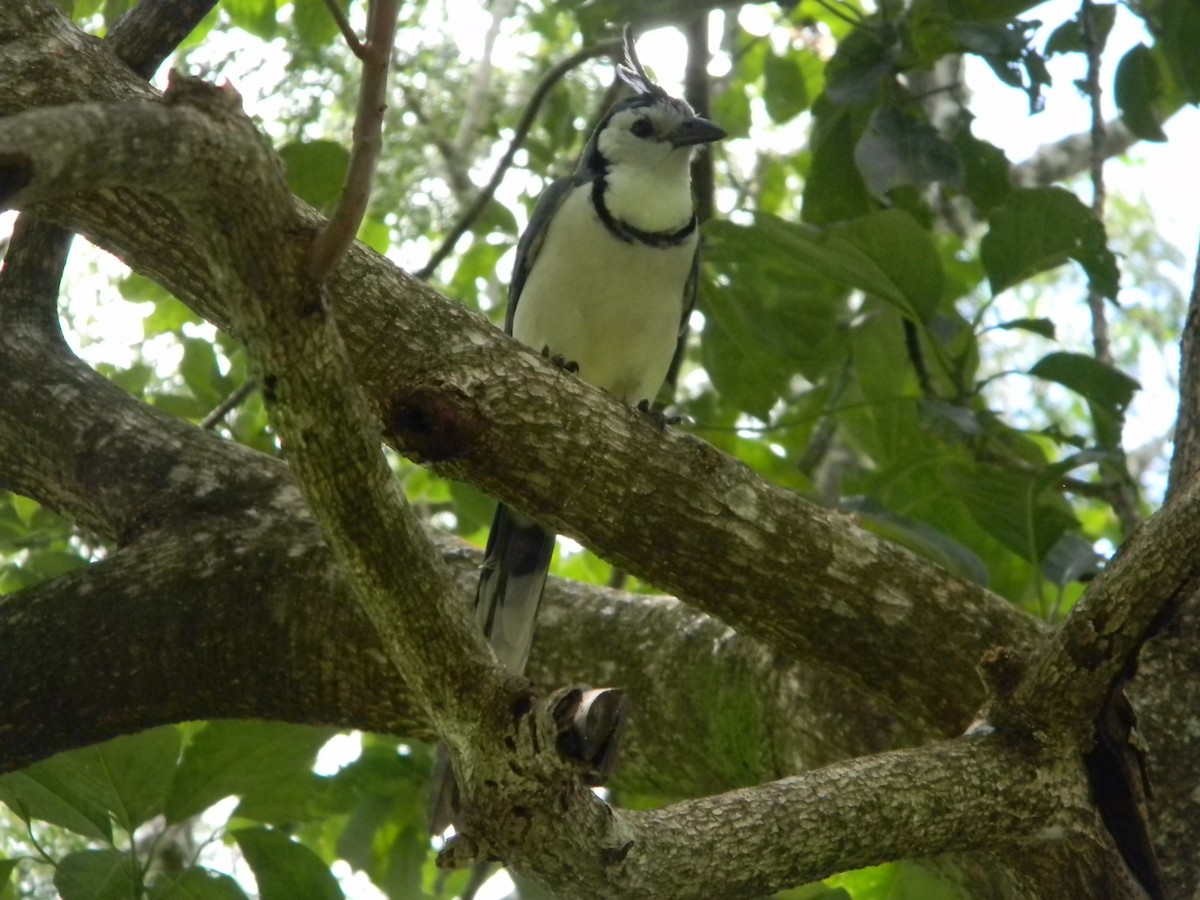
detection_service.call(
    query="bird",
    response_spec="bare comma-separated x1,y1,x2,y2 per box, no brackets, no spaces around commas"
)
431,25,725,834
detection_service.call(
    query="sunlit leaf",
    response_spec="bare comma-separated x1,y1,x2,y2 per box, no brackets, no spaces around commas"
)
222,0,278,38
165,721,336,823
23,727,181,833
0,764,113,842
278,140,351,211
292,0,343,49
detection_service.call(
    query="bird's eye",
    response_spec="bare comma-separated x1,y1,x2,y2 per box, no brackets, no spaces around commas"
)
631,119,654,139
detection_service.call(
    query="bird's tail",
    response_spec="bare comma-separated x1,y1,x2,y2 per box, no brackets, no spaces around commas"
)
429,503,556,834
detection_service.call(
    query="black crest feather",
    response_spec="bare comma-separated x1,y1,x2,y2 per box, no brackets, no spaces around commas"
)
616,24,667,98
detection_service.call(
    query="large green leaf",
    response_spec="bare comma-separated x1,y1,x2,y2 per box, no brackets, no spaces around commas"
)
26,726,181,833
149,867,251,900
54,850,139,900
802,98,873,226
277,140,351,211
953,129,1011,214
233,827,344,900
712,211,942,322
1028,352,1140,414
292,0,343,50
164,721,335,823
0,764,113,842
980,188,1119,298
943,462,1077,562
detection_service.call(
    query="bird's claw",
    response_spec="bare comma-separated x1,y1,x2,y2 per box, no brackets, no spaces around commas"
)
541,345,580,374
636,399,682,428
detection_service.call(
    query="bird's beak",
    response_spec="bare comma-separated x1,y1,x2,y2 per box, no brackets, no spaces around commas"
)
670,116,727,147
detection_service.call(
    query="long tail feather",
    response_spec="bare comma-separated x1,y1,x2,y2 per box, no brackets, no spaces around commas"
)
430,504,556,834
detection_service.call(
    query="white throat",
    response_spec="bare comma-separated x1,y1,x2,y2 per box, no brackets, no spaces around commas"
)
602,152,695,234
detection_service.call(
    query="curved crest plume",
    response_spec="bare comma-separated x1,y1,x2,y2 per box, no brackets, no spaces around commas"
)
616,24,667,98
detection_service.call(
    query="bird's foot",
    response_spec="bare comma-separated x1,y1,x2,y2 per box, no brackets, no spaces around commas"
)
541,345,579,374
636,399,683,428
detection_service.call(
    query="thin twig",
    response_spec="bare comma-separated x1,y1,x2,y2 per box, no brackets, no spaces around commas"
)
1082,0,1111,366
201,379,257,430
414,39,621,282
321,0,364,59
1082,0,1142,535
306,0,398,281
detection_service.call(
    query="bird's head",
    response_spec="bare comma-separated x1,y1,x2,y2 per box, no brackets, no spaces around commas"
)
582,26,725,175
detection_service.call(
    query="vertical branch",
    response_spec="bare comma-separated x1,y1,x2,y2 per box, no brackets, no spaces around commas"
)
1167,237,1200,497
306,0,399,281
1082,0,1111,365
684,16,715,223
1082,0,1141,535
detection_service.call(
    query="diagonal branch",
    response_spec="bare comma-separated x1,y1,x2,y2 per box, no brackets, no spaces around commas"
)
415,38,620,281
306,0,398,280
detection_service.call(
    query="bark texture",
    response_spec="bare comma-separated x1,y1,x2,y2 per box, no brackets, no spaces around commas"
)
1,2,1198,897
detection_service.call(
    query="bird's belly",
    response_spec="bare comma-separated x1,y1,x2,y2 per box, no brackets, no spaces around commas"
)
512,226,693,405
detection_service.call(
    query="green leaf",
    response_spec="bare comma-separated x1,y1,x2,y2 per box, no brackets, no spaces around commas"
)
233,827,344,900
143,293,201,338
1028,351,1140,414
980,187,1119,298
802,97,873,225
0,859,18,892
855,105,962,199
828,860,969,899
277,140,350,210
1160,0,1200,102
908,0,1042,23
953,129,1011,214
943,463,1076,562
0,764,113,842
763,50,810,123
165,721,335,823
54,850,139,900
356,216,390,254
292,0,342,49
32,727,181,833
223,0,277,38
149,867,251,900
1114,44,1169,142
825,27,893,105
180,338,228,407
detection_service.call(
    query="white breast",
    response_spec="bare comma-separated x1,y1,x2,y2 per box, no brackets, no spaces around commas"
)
511,185,695,405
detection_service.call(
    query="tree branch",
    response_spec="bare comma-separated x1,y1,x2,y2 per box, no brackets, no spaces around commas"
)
414,38,620,281
305,0,397,280
0,13,1046,737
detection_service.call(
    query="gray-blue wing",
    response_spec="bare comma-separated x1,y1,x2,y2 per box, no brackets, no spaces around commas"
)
505,174,586,335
